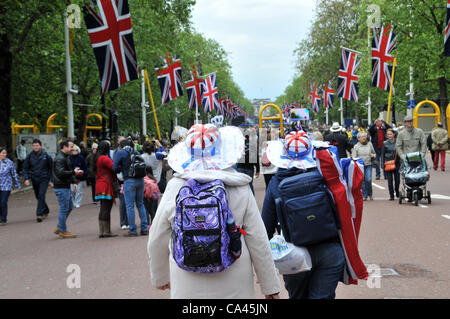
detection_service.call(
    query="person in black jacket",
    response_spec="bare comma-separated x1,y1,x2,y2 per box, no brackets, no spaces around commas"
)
236,127,259,195
53,140,82,239
23,139,54,222
324,122,353,160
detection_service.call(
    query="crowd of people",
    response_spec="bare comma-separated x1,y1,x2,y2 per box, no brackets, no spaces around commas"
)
0,116,448,299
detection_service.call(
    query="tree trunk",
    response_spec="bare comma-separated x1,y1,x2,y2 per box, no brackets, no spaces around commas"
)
0,34,13,156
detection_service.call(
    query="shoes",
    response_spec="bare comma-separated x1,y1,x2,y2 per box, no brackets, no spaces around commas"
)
54,227,60,234
121,225,128,230
369,196,373,200
59,231,77,239
123,231,138,237
0,221,6,226
36,217,42,223
42,214,48,220
376,177,380,180
389,197,394,201
140,231,149,236
100,220,118,238
74,205,80,208
363,197,367,201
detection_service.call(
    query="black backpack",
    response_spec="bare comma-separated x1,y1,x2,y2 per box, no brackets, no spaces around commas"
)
275,168,341,246
127,150,146,178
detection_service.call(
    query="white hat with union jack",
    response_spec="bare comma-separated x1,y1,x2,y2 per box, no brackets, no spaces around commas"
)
168,124,245,173
266,130,317,170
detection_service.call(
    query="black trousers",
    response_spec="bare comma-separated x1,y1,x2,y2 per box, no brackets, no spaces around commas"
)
144,198,158,224
99,199,113,221
386,169,400,198
32,179,50,216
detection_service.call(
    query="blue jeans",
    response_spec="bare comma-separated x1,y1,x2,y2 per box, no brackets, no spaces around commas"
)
54,188,73,233
363,165,373,199
283,242,345,299
0,190,11,223
124,178,148,234
32,179,50,216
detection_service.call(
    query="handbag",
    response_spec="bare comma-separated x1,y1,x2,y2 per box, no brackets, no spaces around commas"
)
384,153,397,171
99,168,120,198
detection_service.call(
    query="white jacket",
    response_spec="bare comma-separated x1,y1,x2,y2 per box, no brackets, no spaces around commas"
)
147,168,281,299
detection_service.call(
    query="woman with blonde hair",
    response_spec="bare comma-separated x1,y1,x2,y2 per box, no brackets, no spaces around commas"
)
352,132,376,200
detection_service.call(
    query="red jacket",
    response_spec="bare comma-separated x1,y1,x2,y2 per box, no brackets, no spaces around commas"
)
95,155,116,203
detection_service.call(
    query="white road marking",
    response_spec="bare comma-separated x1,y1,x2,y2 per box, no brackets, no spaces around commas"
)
430,194,450,200
372,182,385,190
442,215,450,220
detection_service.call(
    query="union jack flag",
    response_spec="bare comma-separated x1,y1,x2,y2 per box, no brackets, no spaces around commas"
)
445,0,450,57
83,0,138,94
225,98,231,118
185,66,203,110
155,56,183,105
202,73,219,113
323,81,335,109
337,49,360,102
310,85,322,113
372,25,397,92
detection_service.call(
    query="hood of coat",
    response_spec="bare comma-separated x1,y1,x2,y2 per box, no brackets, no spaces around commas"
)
174,168,252,187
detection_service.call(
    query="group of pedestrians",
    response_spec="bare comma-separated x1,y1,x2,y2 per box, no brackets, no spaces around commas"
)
1,116,448,299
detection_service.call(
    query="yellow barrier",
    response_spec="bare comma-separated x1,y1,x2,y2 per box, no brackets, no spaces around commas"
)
46,113,67,134
259,103,285,137
84,113,102,145
413,99,441,129
11,122,39,135
447,103,450,138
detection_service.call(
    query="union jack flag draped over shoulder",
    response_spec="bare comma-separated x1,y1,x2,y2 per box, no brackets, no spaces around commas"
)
83,0,139,94
337,49,360,102
372,25,397,92
201,73,219,113
445,0,450,57
155,56,183,105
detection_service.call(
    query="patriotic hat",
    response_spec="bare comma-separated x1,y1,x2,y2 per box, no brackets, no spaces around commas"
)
266,130,317,170
168,124,245,173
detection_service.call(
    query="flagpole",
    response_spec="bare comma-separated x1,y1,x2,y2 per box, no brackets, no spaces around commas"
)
340,98,344,125
144,69,161,141
64,10,75,139
141,70,147,139
367,27,372,125
386,57,397,124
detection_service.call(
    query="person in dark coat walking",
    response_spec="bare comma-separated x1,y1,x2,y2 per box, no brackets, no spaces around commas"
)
23,139,54,222
324,122,353,160
368,119,391,180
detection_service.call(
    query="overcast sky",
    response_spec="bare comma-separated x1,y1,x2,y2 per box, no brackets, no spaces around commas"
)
191,0,316,101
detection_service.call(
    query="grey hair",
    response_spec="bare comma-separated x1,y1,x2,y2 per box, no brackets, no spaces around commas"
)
357,131,367,139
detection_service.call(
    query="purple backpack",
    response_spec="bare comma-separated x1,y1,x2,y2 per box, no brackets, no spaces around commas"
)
173,179,236,273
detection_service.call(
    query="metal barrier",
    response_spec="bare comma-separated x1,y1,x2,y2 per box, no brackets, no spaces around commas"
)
258,103,284,137
83,113,102,145
413,99,441,129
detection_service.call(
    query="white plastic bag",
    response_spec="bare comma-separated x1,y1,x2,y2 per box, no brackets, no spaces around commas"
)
269,234,312,275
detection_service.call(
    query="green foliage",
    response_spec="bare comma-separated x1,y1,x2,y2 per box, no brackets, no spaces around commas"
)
278,0,449,126
6,0,253,140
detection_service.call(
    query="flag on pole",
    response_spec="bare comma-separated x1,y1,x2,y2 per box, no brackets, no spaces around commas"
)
445,0,450,57
337,49,360,102
310,85,322,112
323,81,335,109
372,25,397,92
155,55,183,105
217,98,226,116
83,0,139,94
201,73,219,113
185,65,203,110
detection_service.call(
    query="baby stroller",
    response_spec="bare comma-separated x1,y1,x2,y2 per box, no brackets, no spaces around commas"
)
398,152,431,206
